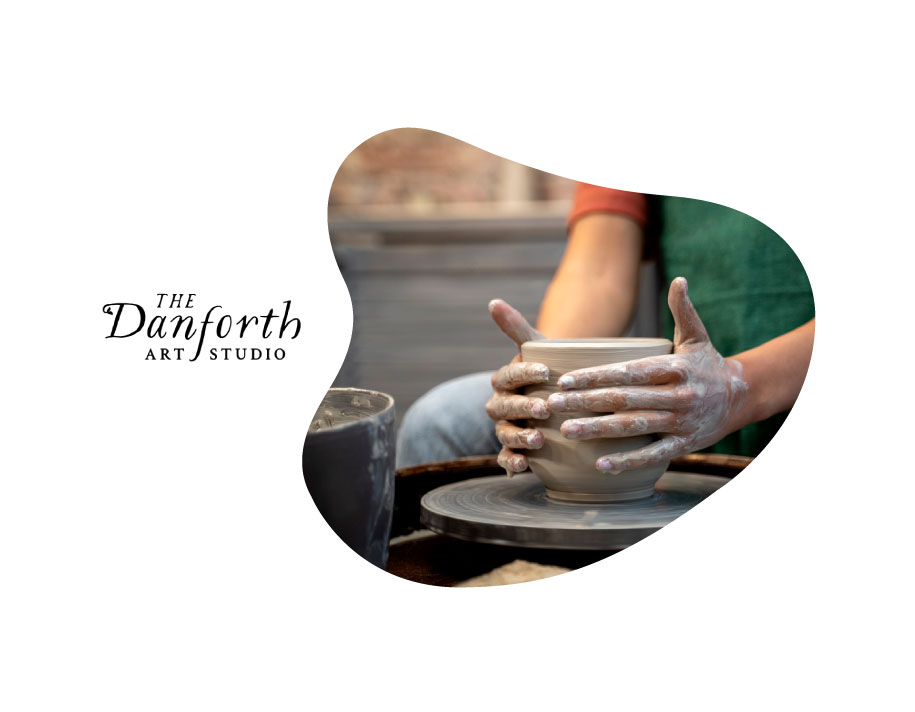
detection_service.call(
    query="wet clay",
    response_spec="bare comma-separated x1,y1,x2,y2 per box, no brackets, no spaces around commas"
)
521,338,673,503
308,392,389,432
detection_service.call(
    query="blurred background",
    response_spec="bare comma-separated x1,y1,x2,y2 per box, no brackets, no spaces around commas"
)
328,129,658,426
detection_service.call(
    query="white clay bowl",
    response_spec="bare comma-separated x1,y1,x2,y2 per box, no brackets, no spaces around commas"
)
521,338,673,503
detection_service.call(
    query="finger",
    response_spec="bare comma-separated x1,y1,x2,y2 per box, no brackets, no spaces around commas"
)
495,420,544,449
668,277,709,347
488,299,543,346
497,446,529,476
491,361,551,390
557,355,687,390
486,393,550,420
560,411,678,440
548,386,695,413
596,435,689,474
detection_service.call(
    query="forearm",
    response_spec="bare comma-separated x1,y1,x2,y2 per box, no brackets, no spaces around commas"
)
725,319,815,432
536,214,643,338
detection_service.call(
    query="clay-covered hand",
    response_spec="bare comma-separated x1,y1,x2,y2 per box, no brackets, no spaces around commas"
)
547,277,748,474
484,299,551,476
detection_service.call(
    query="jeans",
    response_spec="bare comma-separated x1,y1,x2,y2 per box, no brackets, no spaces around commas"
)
395,371,500,468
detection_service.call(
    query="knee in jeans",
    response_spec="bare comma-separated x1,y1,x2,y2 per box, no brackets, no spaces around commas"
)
396,372,495,467
400,376,473,440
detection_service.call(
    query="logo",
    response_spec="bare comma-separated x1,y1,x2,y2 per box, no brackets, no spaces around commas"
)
102,293,300,361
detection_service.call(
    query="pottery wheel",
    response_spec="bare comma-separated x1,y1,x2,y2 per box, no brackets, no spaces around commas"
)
420,471,728,550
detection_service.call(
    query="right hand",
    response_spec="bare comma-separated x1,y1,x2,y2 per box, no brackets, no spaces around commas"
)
484,299,552,475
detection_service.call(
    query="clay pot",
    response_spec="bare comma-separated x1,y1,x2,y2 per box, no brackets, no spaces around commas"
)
521,338,673,503
302,388,396,568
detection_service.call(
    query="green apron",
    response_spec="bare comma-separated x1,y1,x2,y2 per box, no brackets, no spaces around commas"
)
652,196,815,457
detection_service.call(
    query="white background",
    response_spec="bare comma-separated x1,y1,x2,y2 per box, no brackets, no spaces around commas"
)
2,2,912,709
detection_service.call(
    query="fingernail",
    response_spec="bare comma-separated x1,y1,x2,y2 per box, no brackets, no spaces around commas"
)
488,299,501,314
524,431,541,447
563,421,582,439
551,392,581,410
531,401,549,418
597,457,621,474
558,375,575,389
532,365,550,380
512,455,526,471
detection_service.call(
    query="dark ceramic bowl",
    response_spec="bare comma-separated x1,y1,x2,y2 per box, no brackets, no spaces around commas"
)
303,388,396,567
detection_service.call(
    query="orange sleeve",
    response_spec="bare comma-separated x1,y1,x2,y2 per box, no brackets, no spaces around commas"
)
567,182,649,230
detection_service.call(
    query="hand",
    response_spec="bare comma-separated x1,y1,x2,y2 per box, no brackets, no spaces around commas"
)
484,300,551,476
547,277,748,474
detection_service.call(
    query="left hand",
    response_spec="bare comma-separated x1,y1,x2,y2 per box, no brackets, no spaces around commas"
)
546,277,749,474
